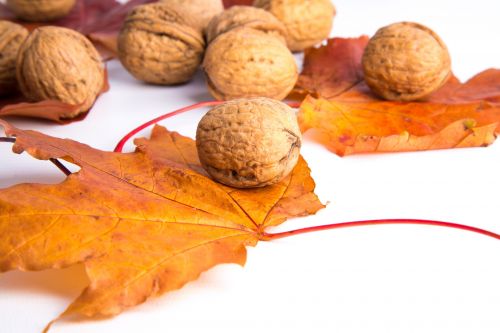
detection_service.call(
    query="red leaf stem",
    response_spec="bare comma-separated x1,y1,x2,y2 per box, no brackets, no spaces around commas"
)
113,100,301,153
261,219,500,241
114,101,223,152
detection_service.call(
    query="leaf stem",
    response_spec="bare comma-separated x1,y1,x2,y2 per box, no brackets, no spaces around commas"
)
48,158,72,176
261,219,500,241
113,100,302,153
0,137,16,143
114,101,224,152
0,137,72,176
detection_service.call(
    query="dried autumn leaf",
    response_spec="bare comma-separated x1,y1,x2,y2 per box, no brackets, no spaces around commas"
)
293,36,370,101
0,3,15,21
0,120,323,320
223,0,254,8
0,69,109,123
0,0,155,58
299,96,499,156
293,37,500,155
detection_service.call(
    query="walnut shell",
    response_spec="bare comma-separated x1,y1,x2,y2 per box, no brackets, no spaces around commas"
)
160,0,224,32
0,21,28,96
253,0,335,52
206,5,286,44
196,97,302,188
6,0,76,22
203,27,298,101
362,22,451,102
16,26,104,117
118,2,206,85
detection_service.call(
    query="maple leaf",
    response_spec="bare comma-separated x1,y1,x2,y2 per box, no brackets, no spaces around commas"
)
292,36,371,101
0,0,155,58
0,120,323,320
293,37,500,156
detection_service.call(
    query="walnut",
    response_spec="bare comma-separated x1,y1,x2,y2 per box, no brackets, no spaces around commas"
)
16,26,104,117
362,22,451,101
196,97,302,188
159,0,224,32
6,0,76,22
206,5,286,44
203,27,298,101
253,0,335,52
0,21,28,97
118,2,206,85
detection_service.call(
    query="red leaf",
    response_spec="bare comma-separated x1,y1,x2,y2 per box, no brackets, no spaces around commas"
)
0,0,155,58
0,3,15,21
293,36,371,100
223,0,255,8
293,37,500,155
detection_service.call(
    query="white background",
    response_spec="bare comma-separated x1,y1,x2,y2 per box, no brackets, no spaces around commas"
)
1,0,500,332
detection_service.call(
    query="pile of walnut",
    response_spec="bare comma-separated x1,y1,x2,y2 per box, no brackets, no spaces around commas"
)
117,1,336,101
1,1,454,189
0,20,105,118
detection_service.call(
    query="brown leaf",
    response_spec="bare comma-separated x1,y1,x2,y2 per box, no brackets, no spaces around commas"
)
293,36,370,100
88,31,118,60
0,121,323,319
294,37,500,155
0,69,109,123
223,0,255,8
0,0,155,58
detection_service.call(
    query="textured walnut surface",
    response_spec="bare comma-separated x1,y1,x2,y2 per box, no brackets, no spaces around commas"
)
0,21,28,96
203,27,297,101
362,22,451,101
160,0,223,32
16,26,104,117
206,5,286,44
196,98,301,188
253,0,335,52
118,2,205,85
6,0,76,22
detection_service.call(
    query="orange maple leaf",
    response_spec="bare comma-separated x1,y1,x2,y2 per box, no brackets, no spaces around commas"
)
293,37,500,156
0,120,323,320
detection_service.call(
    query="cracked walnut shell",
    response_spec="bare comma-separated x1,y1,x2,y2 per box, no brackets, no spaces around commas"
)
362,22,451,101
16,26,105,117
253,0,336,52
0,21,28,96
118,2,206,85
196,98,302,188
160,0,224,32
206,5,286,44
203,27,298,101
6,0,76,22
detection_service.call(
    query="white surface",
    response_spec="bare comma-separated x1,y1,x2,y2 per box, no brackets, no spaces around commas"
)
1,1,500,332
